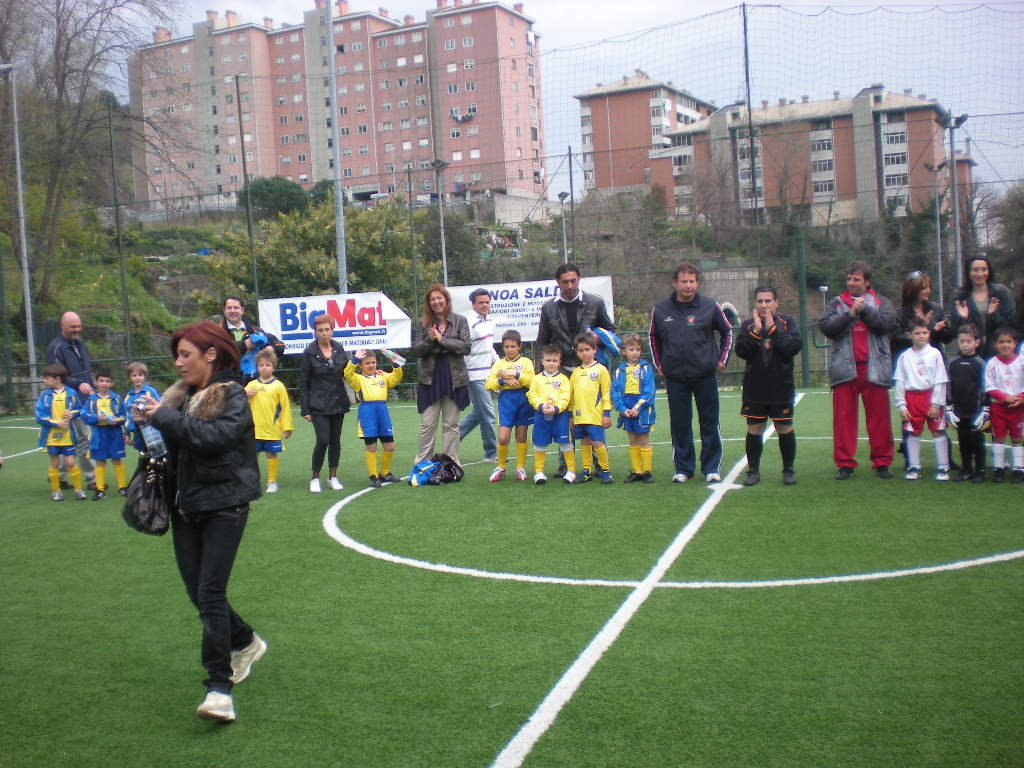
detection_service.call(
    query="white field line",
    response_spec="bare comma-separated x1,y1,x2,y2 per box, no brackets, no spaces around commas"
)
487,400,796,768
1,447,44,459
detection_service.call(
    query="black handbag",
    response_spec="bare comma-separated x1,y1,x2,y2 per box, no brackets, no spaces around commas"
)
122,455,170,536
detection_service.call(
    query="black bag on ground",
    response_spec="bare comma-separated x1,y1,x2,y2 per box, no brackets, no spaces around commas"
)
427,453,464,485
122,455,170,535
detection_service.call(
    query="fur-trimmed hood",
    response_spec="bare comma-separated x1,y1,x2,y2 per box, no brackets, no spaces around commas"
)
161,379,236,421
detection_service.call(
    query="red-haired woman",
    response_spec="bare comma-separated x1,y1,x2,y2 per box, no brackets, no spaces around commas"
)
412,283,471,464
134,321,265,724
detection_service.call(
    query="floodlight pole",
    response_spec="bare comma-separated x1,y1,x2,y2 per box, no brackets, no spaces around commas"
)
558,191,569,260
235,74,260,300
0,63,39,398
107,97,133,360
924,161,947,307
326,18,348,294
432,159,449,285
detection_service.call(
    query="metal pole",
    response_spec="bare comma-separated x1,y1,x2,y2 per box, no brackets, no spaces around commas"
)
0,242,14,411
560,200,568,259
948,115,966,288
107,98,133,360
933,168,944,308
406,167,418,309
795,228,810,389
741,2,763,261
1,64,39,398
326,18,348,294
567,145,576,263
433,161,448,285
234,74,260,300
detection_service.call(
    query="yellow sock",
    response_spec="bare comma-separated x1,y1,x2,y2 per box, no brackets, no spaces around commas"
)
380,450,394,475
365,450,378,477
562,447,576,473
594,445,610,473
48,467,60,492
95,464,106,492
69,466,83,492
497,443,509,469
641,446,653,473
629,445,642,474
114,461,127,490
581,444,593,473
516,442,528,470
267,455,280,484
535,450,546,475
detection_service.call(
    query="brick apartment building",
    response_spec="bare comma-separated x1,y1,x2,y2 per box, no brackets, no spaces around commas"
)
128,0,545,210
577,81,973,227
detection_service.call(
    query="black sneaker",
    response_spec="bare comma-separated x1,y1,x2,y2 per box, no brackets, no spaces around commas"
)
575,470,593,484
92,490,106,501
369,475,382,488
642,472,654,484
953,471,973,482
782,469,797,486
876,466,893,479
117,487,128,497
992,468,1005,483
972,471,986,484
553,466,567,479
742,469,760,487
623,472,642,483
835,467,854,480
1012,470,1024,485
379,473,400,484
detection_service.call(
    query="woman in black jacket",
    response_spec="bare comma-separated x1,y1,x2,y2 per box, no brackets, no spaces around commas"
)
135,321,265,724
951,256,1015,358
298,313,351,492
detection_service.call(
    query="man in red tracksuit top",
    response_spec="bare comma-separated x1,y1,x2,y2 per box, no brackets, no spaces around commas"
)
817,261,901,479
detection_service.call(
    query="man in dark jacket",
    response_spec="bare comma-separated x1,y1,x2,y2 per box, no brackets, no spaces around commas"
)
220,297,285,378
817,260,900,480
45,311,96,488
734,287,802,486
649,263,733,484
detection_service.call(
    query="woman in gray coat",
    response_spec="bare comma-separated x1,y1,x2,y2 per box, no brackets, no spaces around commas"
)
412,283,470,465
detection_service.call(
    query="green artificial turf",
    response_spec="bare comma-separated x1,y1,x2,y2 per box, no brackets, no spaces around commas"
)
1,389,1021,768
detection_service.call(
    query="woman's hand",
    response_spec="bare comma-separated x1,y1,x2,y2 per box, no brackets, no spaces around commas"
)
988,297,1000,316
955,300,969,320
132,393,161,423
303,414,313,422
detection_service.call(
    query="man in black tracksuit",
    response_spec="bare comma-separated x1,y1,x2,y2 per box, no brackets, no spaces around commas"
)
649,262,733,483
734,286,802,486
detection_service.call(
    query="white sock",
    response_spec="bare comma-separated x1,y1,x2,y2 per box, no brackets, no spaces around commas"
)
1013,445,1024,471
991,442,1006,469
906,434,922,469
933,432,949,471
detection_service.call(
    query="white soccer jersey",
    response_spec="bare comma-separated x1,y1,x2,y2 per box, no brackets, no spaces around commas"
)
984,354,1024,400
894,345,948,408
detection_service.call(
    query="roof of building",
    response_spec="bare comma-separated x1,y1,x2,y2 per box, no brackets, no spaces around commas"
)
574,69,711,108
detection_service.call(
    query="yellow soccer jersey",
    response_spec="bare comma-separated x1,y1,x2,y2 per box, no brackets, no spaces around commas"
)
623,362,642,395
245,377,295,441
46,389,73,447
344,361,404,402
485,355,535,393
95,394,116,422
570,362,611,425
527,371,571,414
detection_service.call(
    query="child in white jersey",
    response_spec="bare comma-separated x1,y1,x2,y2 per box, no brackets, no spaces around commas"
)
983,328,1024,483
893,320,950,480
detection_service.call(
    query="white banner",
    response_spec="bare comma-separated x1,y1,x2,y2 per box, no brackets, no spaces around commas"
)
448,276,614,342
258,292,411,355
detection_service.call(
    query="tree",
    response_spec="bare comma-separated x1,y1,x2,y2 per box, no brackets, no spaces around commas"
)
985,183,1024,280
309,179,335,207
236,176,309,220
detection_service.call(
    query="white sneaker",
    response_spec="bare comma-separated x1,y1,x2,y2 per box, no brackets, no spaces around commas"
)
706,473,722,484
672,473,689,483
196,691,235,722
935,469,949,481
534,472,547,485
309,478,321,493
328,476,344,491
52,490,64,502
230,634,267,684
489,467,506,483
515,467,528,482
74,489,88,500
563,470,576,484
905,468,921,481
265,482,279,494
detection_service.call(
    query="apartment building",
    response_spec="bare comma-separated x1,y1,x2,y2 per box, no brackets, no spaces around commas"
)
646,84,974,226
128,0,545,208
574,70,713,194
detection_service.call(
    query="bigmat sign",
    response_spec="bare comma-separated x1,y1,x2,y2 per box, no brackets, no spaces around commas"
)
258,292,411,355
448,276,613,343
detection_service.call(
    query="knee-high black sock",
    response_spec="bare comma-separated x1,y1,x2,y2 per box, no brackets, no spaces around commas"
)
778,431,796,470
745,432,763,471
957,425,974,473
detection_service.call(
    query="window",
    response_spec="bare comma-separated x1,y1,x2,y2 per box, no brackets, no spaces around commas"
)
397,77,408,87
399,98,409,108
466,81,476,92
411,32,423,42
340,126,350,135
443,17,455,28
290,53,301,62
651,105,663,118
414,74,425,85
401,118,412,129
293,93,303,103
380,80,390,89
354,62,364,72
350,20,360,30
298,153,306,162
811,158,834,172
413,54,424,64
452,151,463,161
469,149,480,159
295,114,304,122
451,127,461,138
380,121,392,131
377,38,388,48
419,138,430,147
342,146,352,156
885,131,907,144
351,41,362,51
461,13,472,25
280,136,290,144
397,57,406,67
463,36,474,47
384,143,394,152
814,119,832,131
810,138,832,152
357,103,367,112
884,152,908,166
222,56,232,64
358,124,367,133
381,101,392,111
444,40,456,51
293,134,308,143
343,168,353,177
360,165,369,176
415,95,427,106
395,34,405,46
402,140,412,150
813,180,835,194
228,135,237,144
448,83,458,94
581,115,591,127
359,144,368,154
467,103,477,114
885,173,908,188
468,125,479,136
447,63,457,73
464,59,475,70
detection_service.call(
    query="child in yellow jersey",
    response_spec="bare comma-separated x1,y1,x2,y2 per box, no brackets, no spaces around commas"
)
35,363,86,501
344,349,404,488
570,331,614,483
486,330,535,483
527,345,576,484
611,334,657,483
245,348,294,494
82,367,128,500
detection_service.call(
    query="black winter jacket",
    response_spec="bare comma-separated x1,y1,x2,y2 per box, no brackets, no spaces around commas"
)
649,292,733,380
734,313,802,404
151,368,261,516
535,292,615,370
298,340,351,416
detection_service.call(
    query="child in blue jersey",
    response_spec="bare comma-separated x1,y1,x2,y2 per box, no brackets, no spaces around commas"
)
82,367,128,500
569,331,613,484
611,334,657,483
486,330,535,483
245,348,294,494
344,349,404,488
35,363,86,501
527,345,576,484
123,361,161,453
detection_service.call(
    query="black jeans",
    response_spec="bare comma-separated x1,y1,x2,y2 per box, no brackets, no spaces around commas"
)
666,375,723,478
310,413,345,474
172,504,254,693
